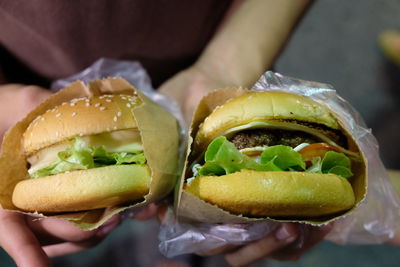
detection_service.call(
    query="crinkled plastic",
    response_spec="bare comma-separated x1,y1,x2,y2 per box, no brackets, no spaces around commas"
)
51,58,186,131
158,71,400,258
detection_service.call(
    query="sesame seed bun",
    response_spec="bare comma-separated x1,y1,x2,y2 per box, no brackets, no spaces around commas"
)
13,94,150,213
23,94,140,155
185,91,363,218
12,165,150,212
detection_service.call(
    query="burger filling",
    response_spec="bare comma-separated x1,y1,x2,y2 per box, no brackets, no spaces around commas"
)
192,127,356,179
27,129,145,178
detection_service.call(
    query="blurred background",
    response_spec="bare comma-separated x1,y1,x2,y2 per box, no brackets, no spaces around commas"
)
1,0,400,266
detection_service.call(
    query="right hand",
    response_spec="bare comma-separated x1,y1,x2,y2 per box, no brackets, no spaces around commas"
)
158,64,227,123
0,85,159,266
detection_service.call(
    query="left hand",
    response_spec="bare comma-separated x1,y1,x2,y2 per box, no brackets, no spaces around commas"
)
0,84,52,139
224,223,333,266
158,64,227,123
156,205,332,266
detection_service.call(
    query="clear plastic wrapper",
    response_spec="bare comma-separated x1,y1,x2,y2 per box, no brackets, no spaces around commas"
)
51,57,186,131
158,71,400,257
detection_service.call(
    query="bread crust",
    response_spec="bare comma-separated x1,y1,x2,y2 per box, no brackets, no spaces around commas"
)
184,170,355,217
195,91,340,151
187,91,360,218
23,94,140,155
12,165,150,212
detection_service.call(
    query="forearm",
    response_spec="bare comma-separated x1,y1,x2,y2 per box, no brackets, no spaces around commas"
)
196,0,313,88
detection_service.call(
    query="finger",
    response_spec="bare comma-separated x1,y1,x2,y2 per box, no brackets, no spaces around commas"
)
27,217,99,245
133,203,159,221
197,244,239,256
0,210,51,267
271,223,333,261
156,204,168,223
225,223,298,267
388,227,400,245
43,234,104,258
27,214,120,246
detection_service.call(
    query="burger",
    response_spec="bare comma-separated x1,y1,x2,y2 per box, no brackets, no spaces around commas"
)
12,93,151,213
184,91,365,218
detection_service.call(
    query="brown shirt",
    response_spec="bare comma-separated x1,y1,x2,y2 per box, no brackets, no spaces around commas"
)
0,0,231,87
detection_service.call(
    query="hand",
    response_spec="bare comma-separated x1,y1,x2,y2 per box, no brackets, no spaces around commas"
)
0,84,52,139
157,64,227,123
0,84,160,266
0,204,160,267
201,222,332,267
223,223,333,266
0,209,121,267
157,205,332,266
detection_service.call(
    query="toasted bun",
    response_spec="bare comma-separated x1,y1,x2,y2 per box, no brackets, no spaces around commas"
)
23,94,140,155
184,170,355,217
12,165,150,212
195,91,340,150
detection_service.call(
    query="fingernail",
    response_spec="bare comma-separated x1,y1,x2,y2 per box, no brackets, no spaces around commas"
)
275,225,292,241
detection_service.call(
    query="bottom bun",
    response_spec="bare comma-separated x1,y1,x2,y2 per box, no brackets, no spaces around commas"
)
12,165,151,212
184,170,355,217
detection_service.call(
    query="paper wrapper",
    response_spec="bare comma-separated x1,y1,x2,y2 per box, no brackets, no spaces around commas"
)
0,77,180,230
159,72,400,257
176,90,366,225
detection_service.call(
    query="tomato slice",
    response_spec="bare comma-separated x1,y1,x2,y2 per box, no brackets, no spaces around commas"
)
298,143,341,162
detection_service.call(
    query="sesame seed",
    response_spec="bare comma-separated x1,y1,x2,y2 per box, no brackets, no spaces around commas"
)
62,102,67,106
41,117,45,121
55,131,59,137
121,96,127,100
117,111,122,117
30,133,33,137
56,113,61,117
85,99,90,102
105,99,112,103
106,127,111,131
126,103,131,108
70,102,76,106
72,112,77,116
79,133,84,136
113,126,117,130
95,103,101,107
85,103,90,107
113,116,118,122
99,106,106,111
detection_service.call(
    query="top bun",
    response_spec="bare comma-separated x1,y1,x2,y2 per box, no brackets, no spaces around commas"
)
195,91,340,148
23,94,140,155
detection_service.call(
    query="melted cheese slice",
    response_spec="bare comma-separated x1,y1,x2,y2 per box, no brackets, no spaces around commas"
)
27,129,142,174
221,121,359,158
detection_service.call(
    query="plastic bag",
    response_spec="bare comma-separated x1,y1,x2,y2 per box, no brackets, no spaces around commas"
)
51,57,186,131
158,71,400,258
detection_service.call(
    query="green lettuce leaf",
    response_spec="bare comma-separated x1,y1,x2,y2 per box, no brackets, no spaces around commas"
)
198,137,304,176
198,136,266,176
30,138,146,178
260,145,305,171
196,136,353,179
305,151,353,178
